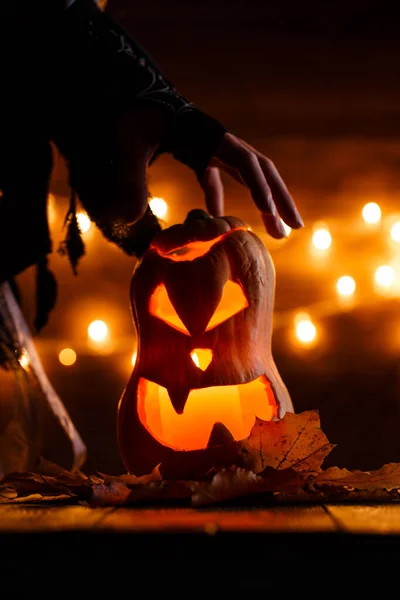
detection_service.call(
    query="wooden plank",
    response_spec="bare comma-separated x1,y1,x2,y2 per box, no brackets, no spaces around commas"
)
0,505,114,531
98,505,337,533
325,503,400,534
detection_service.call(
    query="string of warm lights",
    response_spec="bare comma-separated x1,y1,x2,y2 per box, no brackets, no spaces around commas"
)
35,195,400,370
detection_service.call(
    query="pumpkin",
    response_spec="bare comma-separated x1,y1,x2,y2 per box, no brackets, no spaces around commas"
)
118,209,294,476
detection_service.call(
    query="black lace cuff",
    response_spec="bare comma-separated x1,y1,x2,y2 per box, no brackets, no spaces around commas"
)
66,0,226,173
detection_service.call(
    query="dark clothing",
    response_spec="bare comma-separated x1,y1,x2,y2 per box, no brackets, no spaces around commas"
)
0,0,226,328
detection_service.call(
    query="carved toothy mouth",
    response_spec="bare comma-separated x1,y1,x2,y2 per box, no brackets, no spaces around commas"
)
137,376,277,452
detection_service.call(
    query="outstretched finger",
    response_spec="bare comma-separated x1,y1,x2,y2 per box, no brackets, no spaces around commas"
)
199,166,224,217
217,142,275,214
240,139,303,229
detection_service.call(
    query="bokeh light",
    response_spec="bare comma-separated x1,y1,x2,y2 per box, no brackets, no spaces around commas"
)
88,320,108,342
76,212,91,233
374,265,395,288
312,226,332,250
18,350,30,369
390,221,400,243
362,202,381,224
59,348,77,366
294,313,317,344
149,197,168,219
336,275,356,297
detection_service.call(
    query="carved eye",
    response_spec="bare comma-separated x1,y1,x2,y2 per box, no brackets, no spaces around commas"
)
205,280,248,331
149,284,190,335
149,280,248,335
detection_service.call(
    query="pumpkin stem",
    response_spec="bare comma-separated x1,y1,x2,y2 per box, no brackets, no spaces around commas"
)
184,209,212,223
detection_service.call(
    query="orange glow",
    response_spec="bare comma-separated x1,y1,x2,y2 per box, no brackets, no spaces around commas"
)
18,350,30,369
76,212,91,233
137,375,277,451
150,280,248,334
149,284,190,335
59,348,77,366
149,197,168,219
152,227,249,262
191,349,213,371
206,280,248,331
88,320,108,342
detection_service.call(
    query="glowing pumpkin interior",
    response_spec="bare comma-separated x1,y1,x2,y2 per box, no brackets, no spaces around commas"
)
137,375,277,451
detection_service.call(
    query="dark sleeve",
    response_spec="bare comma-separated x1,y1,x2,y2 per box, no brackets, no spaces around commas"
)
65,0,227,175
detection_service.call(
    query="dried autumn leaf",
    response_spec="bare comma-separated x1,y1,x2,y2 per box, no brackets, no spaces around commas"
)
90,480,192,506
35,457,88,484
311,462,400,493
191,465,305,507
96,464,162,486
0,493,73,504
239,410,335,474
91,480,133,506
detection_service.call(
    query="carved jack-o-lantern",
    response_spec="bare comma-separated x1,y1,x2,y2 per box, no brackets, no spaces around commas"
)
118,209,294,475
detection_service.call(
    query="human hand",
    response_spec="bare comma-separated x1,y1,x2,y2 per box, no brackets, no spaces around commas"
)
198,132,304,238
102,110,303,241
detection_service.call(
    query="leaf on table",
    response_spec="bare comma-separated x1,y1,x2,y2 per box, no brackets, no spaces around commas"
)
90,479,192,506
91,480,133,506
0,493,73,504
191,465,305,507
310,462,400,492
239,410,335,474
0,457,90,502
95,463,162,486
35,457,88,484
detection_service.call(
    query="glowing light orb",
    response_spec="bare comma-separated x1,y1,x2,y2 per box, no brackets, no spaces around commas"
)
312,227,332,250
336,275,356,297
362,202,381,224
149,197,168,219
374,265,395,288
294,313,317,344
76,212,91,233
390,221,400,243
18,350,30,369
88,320,108,342
59,348,77,366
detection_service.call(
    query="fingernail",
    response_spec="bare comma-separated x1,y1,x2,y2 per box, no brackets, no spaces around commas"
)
277,219,288,237
296,215,305,228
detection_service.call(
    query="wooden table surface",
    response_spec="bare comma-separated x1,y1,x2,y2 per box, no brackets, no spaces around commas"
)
3,502,400,591
2,503,400,564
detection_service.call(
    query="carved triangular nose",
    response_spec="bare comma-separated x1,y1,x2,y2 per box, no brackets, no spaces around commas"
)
190,349,213,371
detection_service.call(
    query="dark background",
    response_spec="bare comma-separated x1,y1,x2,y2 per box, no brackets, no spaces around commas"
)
5,0,400,475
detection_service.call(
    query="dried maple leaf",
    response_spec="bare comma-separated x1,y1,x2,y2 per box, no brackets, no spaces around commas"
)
239,410,335,474
311,462,400,492
191,465,305,507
